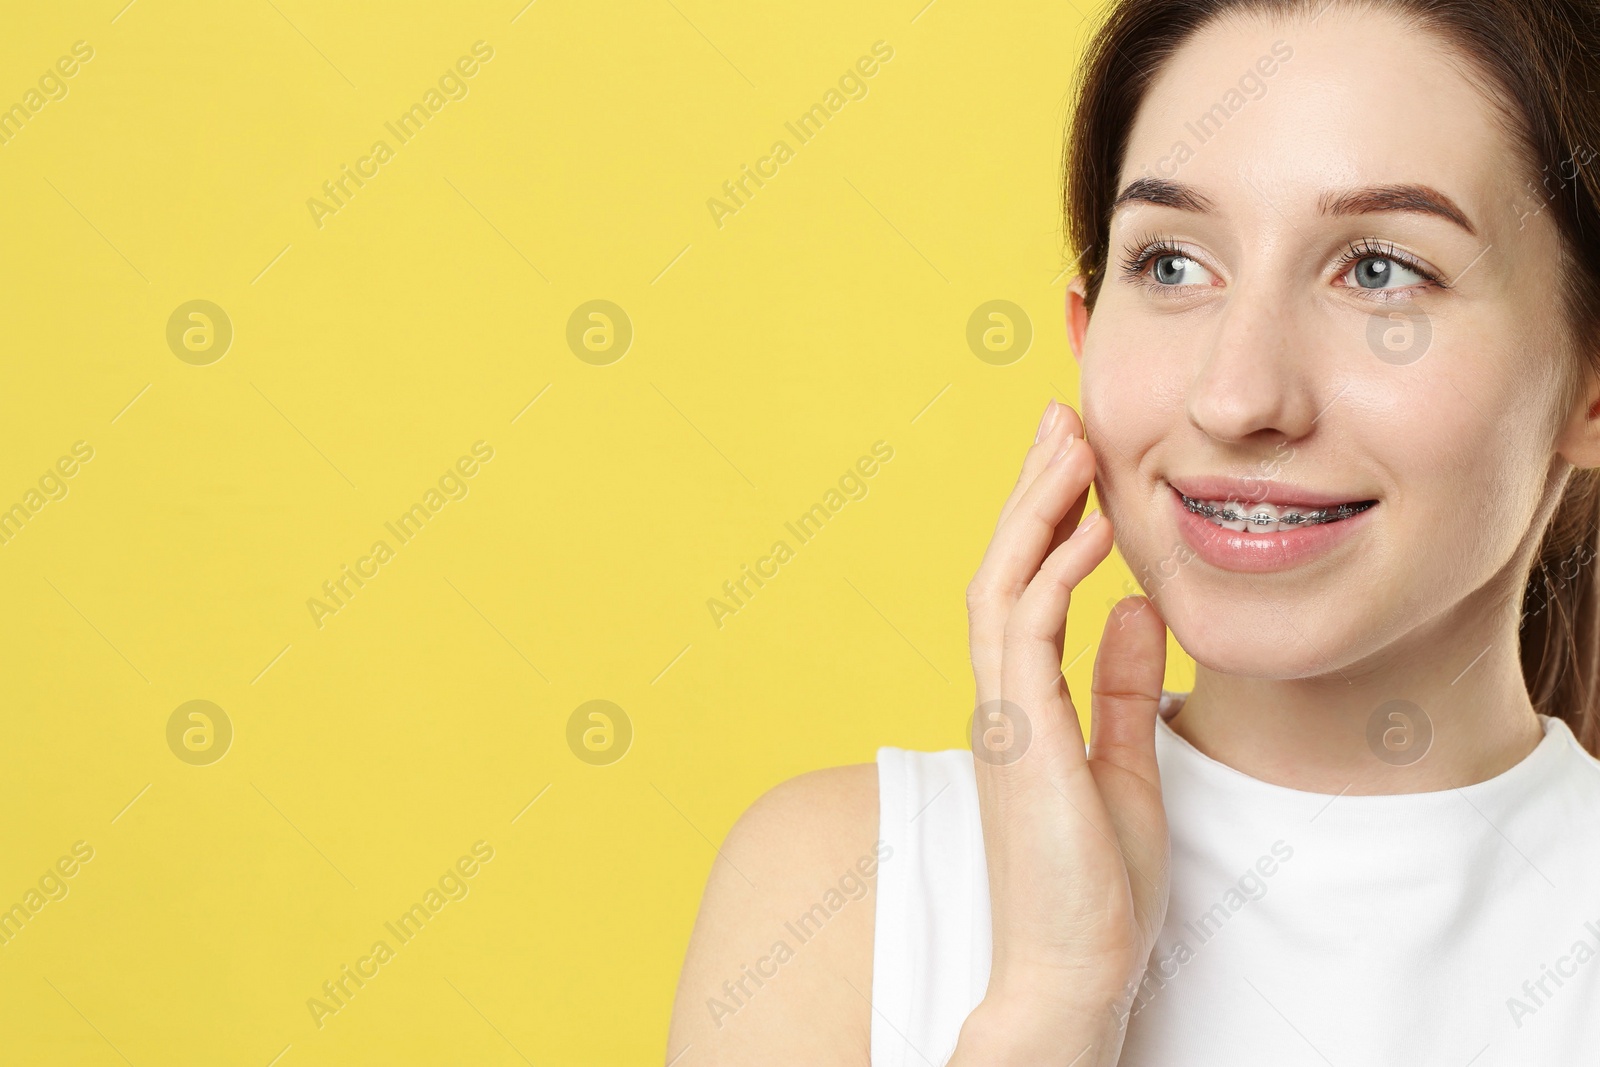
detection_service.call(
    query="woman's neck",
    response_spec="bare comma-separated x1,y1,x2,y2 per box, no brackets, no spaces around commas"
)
1165,604,1546,795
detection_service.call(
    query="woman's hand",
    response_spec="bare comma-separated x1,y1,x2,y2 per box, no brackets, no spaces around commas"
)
950,399,1171,1066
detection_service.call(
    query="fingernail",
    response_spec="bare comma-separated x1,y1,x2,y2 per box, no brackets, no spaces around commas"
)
1035,400,1059,444
1047,433,1077,465
1070,508,1101,538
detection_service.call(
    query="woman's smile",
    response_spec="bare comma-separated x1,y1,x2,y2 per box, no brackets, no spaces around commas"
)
1167,477,1379,573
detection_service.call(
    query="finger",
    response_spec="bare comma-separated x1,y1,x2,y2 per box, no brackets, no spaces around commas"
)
971,432,1097,624
1088,595,1171,943
998,508,1115,763
995,400,1087,534
968,401,1071,705
968,436,1097,708
1087,595,1168,791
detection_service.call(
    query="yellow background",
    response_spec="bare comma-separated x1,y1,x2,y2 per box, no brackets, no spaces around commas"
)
0,1,1193,1062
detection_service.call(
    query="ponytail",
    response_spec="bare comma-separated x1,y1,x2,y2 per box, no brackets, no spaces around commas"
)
1521,468,1600,754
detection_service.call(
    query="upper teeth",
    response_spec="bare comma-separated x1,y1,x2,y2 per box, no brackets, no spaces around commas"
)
1180,493,1371,532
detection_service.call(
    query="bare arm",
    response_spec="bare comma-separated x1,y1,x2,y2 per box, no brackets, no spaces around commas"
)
668,399,1170,1067
666,764,880,1066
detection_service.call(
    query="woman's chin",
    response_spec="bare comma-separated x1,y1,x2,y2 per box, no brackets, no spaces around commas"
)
1161,604,1354,681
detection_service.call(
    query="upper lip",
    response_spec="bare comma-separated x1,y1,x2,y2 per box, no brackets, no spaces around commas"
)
1166,475,1377,510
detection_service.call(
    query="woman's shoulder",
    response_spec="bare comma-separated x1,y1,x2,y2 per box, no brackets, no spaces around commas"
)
667,749,985,1064
666,761,884,1065
699,745,981,887
713,760,891,894
738,761,881,842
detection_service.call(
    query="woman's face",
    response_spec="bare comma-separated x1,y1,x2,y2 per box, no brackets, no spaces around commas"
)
1077,8,1584,678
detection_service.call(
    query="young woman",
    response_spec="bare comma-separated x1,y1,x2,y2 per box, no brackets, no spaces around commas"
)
669,0,1600,1062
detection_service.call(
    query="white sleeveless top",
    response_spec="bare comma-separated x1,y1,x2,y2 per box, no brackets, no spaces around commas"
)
871,699,1600,1066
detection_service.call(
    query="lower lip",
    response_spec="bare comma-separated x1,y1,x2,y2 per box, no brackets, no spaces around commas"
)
1170,484,1376,573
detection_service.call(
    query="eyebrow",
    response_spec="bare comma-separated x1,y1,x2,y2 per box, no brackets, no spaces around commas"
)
1112,177,1216,214
1318,183,1477,237
1111,177,1479,237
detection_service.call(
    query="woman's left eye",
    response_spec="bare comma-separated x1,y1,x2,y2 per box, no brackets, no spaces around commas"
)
1344,254,1426,290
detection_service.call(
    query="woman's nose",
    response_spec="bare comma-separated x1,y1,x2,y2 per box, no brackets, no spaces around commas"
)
1184,282,1325,445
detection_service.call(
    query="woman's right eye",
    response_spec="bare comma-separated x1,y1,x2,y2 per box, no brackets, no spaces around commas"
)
1117,238,1221,290
1149,252,1214,286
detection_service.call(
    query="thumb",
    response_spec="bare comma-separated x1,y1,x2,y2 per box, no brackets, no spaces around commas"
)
1087,595,1168,789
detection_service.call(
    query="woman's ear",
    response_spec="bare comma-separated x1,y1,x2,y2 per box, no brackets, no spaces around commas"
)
1066,276,1090,364
1556,364,1600,468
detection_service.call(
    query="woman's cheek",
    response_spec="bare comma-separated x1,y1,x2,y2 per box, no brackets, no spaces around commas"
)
1080,340,1139,444
1079,360,1132,496
1082,346,1168,471
1381,379,1526,582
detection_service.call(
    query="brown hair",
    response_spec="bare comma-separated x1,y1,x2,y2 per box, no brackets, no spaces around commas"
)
1062,0,1600,753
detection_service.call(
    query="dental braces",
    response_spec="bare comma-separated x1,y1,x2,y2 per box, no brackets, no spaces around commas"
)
1180,493,1375,526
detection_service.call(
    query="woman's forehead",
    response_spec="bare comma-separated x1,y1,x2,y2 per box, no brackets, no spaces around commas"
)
1119,9,1521,228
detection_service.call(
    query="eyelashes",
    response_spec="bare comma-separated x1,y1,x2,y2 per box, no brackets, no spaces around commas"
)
1119,231,1185,283
1336,237,1447,289
1113,231,1190,283
1117,231,1449,297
